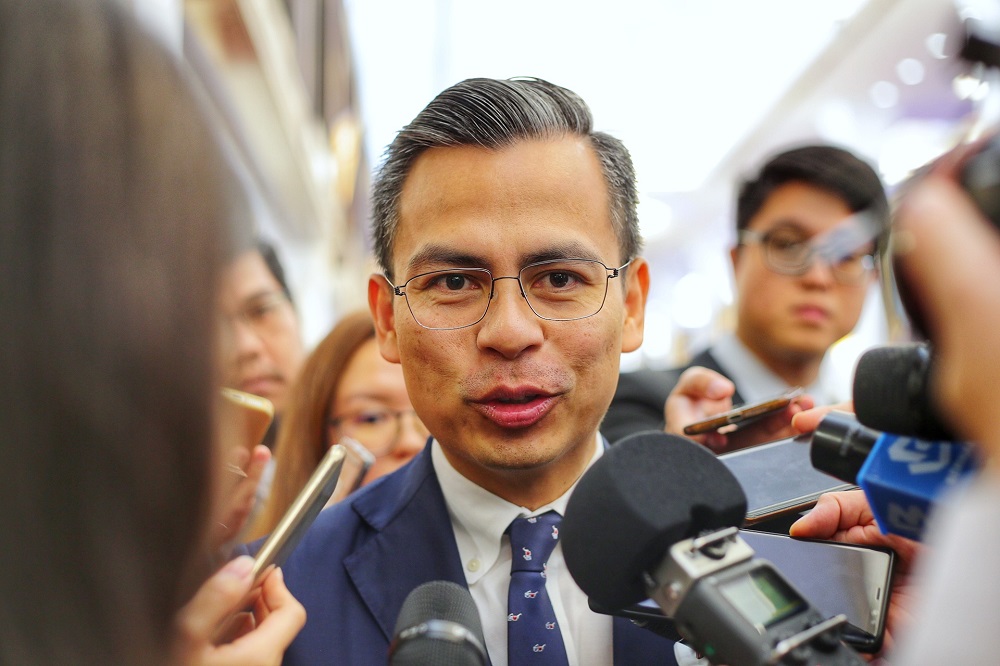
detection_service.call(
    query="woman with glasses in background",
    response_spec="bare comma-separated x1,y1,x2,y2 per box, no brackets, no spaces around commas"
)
246,309,429,541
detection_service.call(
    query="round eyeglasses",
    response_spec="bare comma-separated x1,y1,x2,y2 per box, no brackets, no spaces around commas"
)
387,258,630,330
738,228,875,286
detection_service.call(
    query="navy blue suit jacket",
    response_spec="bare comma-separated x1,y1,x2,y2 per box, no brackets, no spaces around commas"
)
255,444,679,665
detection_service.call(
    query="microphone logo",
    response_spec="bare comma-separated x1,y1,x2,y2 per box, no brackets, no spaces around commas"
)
522,547,532,561
532,644,546,653
887,437,952,475
507,612,522,622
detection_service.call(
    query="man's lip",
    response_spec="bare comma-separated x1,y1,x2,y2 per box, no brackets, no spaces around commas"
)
470,386,560,429
239,376,282,396
793,304,831,322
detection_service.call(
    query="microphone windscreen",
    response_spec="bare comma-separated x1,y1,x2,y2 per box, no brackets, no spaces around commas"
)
390,580,486,666
853,343,954,441
561,432,746,610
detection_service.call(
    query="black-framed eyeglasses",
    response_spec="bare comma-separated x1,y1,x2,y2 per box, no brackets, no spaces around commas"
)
738,225,876,286
328,408,430,457
387,258,631,331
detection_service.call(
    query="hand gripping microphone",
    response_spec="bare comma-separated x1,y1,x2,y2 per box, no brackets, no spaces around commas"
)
388,580,487,666
811,411,980,541
852,342,955,442
561,431,864,666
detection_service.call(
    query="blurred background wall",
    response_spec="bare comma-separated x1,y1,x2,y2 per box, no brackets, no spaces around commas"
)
124,0,991,394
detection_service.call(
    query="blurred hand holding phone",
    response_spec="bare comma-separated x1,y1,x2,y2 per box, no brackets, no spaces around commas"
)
213,388,275,554
670,380,811,454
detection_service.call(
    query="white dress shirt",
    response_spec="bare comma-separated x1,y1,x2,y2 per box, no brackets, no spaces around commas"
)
432,435,614,666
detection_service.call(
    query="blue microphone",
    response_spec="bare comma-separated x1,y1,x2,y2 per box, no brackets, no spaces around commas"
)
810,411,980,541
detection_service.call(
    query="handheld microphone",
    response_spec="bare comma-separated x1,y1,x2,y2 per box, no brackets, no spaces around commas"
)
562,431,864,666
811,411,980,541
388,580,487,666
852,343,955,441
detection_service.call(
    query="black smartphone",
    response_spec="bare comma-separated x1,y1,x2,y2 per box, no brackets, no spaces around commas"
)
718,435,856,525
683,387,803,436
591,530,894,653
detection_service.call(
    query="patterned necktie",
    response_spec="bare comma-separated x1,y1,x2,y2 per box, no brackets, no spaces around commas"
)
506,511,570,665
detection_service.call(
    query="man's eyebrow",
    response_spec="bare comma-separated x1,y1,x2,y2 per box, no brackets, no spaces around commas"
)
405,246,489,274
403,241,608,276
520,242,604,266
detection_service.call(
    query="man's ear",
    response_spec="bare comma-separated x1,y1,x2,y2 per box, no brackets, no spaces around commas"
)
729,245,741,275
368,274,401,363
621,256,650,354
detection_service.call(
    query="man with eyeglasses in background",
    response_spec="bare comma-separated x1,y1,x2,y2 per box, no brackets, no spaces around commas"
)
217,241,306,524
603,145,889,452
256,76,683,665
218,240,306,449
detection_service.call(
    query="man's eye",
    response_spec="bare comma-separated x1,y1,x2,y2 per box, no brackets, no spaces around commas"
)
768,236,807,252
246,304,274,320
444,274,468,290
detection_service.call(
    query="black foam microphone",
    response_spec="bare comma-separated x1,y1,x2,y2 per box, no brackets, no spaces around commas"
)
852,342,955,441
388,580,487,666
562,431,864,665
562,431,747,611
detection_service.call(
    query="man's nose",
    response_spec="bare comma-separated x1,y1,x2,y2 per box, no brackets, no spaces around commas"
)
475,277,544,359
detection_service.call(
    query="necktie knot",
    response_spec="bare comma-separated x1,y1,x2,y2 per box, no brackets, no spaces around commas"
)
509,511,561,574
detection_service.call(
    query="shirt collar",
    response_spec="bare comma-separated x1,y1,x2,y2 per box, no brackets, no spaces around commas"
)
432,433,604,583
712,333,832,404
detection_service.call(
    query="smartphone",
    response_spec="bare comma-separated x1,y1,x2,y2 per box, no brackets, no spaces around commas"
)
326,436,376,506
591,530,894,653
718,434,856,525
251,442,346,578
683,387,803,436
740,531,894,652
218,387,274,458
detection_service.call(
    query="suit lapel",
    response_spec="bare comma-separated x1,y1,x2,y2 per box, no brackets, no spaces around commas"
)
343,446,467,641
613,615,679,665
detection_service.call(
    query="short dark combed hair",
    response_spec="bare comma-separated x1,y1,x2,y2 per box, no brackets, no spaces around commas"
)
370,77,641,279
736,144,890,251
256,240,293,304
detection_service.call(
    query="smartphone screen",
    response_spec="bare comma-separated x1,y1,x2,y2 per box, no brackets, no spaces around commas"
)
683,387,803,436
740,530,893,651
592,530,893,653
718,435,856,524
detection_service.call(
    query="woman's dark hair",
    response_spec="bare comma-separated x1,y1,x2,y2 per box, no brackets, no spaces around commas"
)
0,1,249,663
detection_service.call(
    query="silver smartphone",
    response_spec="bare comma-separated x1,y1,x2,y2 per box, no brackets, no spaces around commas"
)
251,442,346,578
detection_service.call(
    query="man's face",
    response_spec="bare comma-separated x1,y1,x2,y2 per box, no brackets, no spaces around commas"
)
369,137,647,505
218,250,304,416
732,182,873,365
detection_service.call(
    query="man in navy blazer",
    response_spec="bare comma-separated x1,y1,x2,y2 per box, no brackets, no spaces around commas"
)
276,443,678,663
265,77,679,665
